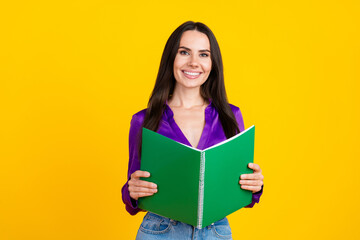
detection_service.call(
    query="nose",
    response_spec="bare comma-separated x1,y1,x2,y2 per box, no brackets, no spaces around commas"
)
188,54,199,67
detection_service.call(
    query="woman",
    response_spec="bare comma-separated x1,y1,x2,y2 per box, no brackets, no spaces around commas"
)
122,21,264,240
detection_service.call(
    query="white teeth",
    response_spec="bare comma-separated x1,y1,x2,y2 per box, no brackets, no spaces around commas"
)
183,71,200,76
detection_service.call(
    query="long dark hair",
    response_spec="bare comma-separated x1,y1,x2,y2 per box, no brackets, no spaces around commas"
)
137,21,240,155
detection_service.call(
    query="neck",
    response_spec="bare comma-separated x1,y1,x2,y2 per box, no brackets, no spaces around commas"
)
168,85,207,109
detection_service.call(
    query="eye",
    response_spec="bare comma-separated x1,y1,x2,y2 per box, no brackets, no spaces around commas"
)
179,50,189,55
200,53,209,57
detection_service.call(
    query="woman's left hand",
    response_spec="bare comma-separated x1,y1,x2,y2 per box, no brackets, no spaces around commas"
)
239,163,264,193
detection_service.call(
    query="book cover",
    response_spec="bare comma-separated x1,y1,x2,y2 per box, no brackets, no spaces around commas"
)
138,125,255,228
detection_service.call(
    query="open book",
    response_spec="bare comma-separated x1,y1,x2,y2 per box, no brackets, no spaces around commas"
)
138,125,255,229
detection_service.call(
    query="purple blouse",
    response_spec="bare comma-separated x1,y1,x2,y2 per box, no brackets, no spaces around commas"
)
122,99,263,215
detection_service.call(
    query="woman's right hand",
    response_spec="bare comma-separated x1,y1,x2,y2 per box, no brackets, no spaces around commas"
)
128,170,158,201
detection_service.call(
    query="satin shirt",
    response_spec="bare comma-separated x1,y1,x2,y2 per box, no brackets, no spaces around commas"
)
122,99,263,215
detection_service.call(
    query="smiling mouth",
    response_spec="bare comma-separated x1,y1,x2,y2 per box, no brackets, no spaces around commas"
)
182,70,202,79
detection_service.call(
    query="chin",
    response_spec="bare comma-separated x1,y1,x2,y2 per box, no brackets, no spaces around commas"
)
181,78,206,87
180,82,203,89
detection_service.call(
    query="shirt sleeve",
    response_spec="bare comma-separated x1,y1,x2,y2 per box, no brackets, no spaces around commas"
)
233,105,263,208
244,185,263,208
121,114,143,215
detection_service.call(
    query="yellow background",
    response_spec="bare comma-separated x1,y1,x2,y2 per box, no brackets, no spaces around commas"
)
1,0,359,239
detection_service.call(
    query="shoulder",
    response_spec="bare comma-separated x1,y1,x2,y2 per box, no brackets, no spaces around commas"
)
130,108,147,125
132,108,147,121
228,103,245,132
228,103,240,113
211,102,242,116
228,103,243,118
228,103,243,119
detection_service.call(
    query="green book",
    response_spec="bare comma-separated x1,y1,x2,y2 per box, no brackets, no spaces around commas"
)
138,125,255,229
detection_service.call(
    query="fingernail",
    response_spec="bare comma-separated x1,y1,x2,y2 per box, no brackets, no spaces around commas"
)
153,184,157,188
146,172,150,177
249,163,253,167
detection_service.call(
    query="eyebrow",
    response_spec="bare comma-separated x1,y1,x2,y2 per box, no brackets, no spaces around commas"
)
179,46,211,53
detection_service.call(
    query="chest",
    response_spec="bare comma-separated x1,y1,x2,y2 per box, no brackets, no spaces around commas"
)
171,107,205,148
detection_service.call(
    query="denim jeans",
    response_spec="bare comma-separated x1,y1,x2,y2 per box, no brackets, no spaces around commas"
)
135,212,233,240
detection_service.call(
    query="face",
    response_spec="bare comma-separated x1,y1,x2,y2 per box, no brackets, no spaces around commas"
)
173,30,212,90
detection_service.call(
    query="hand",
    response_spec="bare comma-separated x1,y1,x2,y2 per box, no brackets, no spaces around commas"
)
128,170,158,201
239,163,264,193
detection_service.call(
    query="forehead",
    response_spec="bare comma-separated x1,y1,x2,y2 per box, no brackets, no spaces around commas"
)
179,30,210,49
